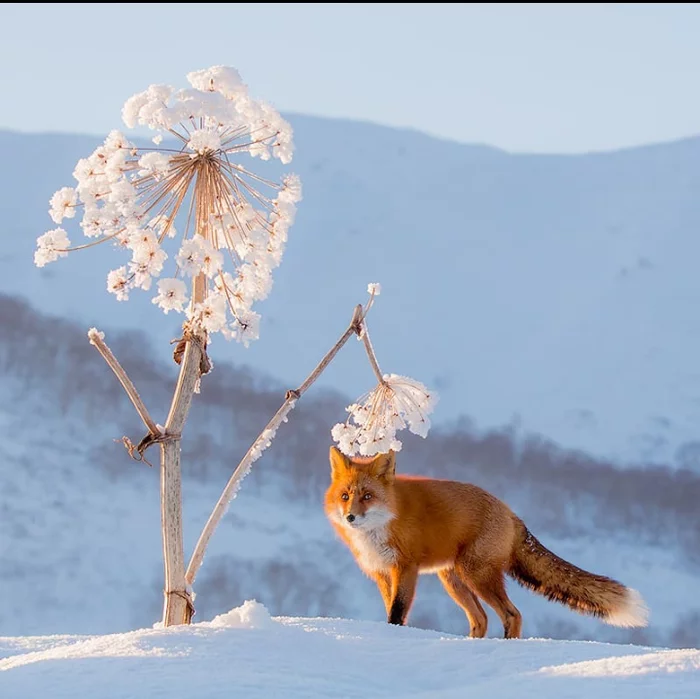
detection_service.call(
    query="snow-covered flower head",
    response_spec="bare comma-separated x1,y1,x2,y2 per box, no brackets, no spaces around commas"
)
34,65,301,344
331,375,438,457
34,228,71,268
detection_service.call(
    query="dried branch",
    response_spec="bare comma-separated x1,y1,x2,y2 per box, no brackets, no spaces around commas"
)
358,284,379,324
185,303,364,587
296,304,363,394
359,321,385,385
87,328,159,435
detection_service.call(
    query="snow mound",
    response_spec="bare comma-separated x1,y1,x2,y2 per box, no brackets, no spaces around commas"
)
1,613,699,698
206,600,273,629
540,649,700,678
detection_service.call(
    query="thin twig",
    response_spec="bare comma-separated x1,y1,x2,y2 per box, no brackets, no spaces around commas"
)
185,303,365,587
88,328,159,435
359,322,385,384
358,286,378,324
296,304,363,395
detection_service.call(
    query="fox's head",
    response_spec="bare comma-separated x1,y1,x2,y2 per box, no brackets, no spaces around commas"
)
324,446,397,532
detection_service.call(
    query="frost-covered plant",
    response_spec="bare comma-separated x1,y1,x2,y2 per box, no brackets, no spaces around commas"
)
35,65,301,346
331,374,437,456
326,282,438,457
32,65,303,628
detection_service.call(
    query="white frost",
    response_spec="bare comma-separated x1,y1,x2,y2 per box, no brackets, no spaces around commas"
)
332,374,438,456
87,327,105,345
187,129,222,154
49,187,78,224
34,227,70,267
152,278,188,314
106,266,131,301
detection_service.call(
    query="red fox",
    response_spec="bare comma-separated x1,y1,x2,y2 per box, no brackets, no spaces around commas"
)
324,446,649,639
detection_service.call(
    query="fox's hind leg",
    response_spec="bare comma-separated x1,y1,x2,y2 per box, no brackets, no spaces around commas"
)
461,564,522,639
438,569,488,638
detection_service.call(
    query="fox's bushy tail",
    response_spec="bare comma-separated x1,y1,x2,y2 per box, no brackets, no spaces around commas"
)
508,521,648,628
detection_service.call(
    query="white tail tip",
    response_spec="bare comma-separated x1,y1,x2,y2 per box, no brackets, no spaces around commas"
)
606,588,649,628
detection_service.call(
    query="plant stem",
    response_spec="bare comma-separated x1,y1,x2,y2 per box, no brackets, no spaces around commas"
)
360,323,385,384
160,273,207,626
185,303,364,587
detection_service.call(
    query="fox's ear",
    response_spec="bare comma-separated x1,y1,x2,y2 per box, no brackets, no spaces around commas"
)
329,445,349,480
371,450,396,481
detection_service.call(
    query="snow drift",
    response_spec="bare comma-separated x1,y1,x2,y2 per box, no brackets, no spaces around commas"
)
1,601,698,699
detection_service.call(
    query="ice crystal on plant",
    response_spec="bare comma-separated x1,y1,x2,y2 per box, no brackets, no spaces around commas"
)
332,374,438,456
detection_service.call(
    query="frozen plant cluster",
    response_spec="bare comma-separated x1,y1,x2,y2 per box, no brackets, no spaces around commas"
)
331,374,438,456
35,65,302,346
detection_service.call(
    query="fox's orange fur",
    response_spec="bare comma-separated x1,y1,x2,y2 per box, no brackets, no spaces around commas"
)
324,447,649,639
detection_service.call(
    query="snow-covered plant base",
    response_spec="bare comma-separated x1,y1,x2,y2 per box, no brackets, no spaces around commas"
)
35,65,301,345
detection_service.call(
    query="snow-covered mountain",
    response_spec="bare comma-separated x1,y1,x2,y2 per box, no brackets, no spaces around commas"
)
0,294,698,648
3,121,700,466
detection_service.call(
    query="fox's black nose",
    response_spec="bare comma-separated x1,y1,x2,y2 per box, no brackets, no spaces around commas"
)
346,514,355,523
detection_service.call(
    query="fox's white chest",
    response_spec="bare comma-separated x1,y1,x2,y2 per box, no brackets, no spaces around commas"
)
348,527,397,573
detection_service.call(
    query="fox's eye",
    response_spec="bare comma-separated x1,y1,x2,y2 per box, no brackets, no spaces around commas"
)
363,493,372,501
341,493,349,501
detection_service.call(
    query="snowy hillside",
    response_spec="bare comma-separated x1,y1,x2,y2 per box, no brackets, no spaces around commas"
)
2,602,699,699
1,294,699,649
3,122,700,466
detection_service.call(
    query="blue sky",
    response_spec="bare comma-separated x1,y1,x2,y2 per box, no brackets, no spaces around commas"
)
1,3,699,153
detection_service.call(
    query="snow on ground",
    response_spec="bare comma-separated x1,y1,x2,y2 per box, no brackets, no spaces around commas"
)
1,601,698,699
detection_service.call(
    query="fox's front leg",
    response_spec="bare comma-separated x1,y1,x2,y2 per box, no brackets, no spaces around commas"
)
375,573,393,616
387,565,418,626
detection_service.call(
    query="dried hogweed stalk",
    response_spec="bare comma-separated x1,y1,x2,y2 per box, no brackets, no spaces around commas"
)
35,65,301,346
